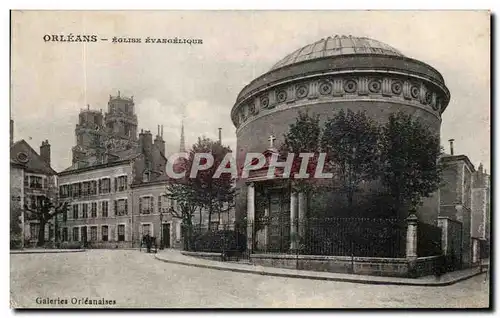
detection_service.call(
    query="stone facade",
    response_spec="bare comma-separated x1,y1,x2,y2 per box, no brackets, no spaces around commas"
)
10,162,24,248
231,36,450,225
10,136,58,246
57,161,134,248
439,155,475,267
471,164,490,241
56,91,186,249
72,93,138,166
130,181,183,249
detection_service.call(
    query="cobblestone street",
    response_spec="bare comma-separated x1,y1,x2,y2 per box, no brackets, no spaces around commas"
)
10,250,490,308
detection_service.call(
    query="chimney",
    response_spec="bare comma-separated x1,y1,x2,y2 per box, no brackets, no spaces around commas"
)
40,140,51,166
154,125,165,155
139,130,153,155
448,139,455,156
10,119,13,146
218,128,222,144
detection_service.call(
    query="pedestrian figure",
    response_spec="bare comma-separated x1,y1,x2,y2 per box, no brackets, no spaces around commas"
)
145,233,152,253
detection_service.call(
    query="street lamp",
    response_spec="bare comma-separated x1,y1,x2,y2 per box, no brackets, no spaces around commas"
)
159,211,164,250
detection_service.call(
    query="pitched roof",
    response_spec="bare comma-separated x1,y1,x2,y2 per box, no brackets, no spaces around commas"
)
59,147,142,174
10,140,56,175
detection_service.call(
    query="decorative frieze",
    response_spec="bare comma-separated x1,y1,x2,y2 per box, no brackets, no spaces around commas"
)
332,79,344,96
233,74,444,129
358,77,369,95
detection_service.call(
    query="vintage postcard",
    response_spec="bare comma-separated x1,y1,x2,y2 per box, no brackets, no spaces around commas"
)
9,10,491,309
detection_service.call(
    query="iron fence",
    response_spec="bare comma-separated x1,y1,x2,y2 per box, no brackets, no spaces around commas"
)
252,217,406,258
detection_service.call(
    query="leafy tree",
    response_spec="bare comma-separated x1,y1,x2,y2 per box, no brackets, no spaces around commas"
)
379,112,443,218
24,195,70,247
281,110,323,193
166,137,236,235
321,109,380,208
165,174,200,250
190,137,236,230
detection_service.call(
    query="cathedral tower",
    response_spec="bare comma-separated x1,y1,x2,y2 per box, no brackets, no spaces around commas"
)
72,105,106,164
104,91,138,151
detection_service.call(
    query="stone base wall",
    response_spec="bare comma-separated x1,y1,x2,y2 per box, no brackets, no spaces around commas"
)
86,241,133,249
250,254,439,278
181,251,222,261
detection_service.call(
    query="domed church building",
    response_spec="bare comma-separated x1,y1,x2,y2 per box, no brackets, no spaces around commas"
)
231,36,451,267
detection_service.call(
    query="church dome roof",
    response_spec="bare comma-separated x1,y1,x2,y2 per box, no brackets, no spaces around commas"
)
270,35,405,71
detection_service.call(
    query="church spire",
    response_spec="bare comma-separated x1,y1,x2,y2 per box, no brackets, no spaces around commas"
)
179,120,186,152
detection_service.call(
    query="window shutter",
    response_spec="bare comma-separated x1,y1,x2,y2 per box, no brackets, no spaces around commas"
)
158,196,161,213
125,199,128,215
114,178,117,192
139,198,142,215
111,225,116,241
98,179,101,194
114,200,117,216
125,176,128,190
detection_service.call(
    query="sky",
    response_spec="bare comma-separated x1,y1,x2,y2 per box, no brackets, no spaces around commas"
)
10,10,490,173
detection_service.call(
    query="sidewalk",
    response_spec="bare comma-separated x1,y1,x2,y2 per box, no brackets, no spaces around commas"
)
10,249,85,254
155,249,484,286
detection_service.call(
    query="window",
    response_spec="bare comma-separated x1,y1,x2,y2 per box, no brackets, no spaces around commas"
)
115,199,128,216
99,178,111,194
72,183,80,198
210,221,220,230
72,204,79,219
158,195,168,214
59,185,70,199
101,201,109,218
30,223,40,240
115,176,128,192
90,181,97,195
91,202,97,218
142,224,151,236
29,176,43,189
90,226,97,241
72,227,79,241
139,196,153,214
102,226,109,241
176,222,181,241
62,209,67,222
43,177,47,189
143,171,150,182
82,182,90,196
82,203,88,218
24,175,29,187
118,225,125,242
62,227,68,241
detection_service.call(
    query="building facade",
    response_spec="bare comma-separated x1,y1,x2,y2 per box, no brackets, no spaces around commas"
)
10,121,58,246
231,35,451,228
57,92,185,248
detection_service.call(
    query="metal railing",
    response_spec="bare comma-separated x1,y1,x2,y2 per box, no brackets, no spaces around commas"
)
251,217,406,258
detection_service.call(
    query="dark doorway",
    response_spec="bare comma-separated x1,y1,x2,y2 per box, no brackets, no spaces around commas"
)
81,226,87,247
162,223,171,248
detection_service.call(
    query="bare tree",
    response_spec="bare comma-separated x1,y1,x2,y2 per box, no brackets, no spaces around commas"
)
24,196,70,247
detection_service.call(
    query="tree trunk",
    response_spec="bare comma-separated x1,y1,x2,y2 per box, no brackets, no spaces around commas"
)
198,207,202,227
208,204,213,230
37,219,47,247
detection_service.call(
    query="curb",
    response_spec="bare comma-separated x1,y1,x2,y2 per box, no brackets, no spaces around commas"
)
154,254,484,287
10,249,86,254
